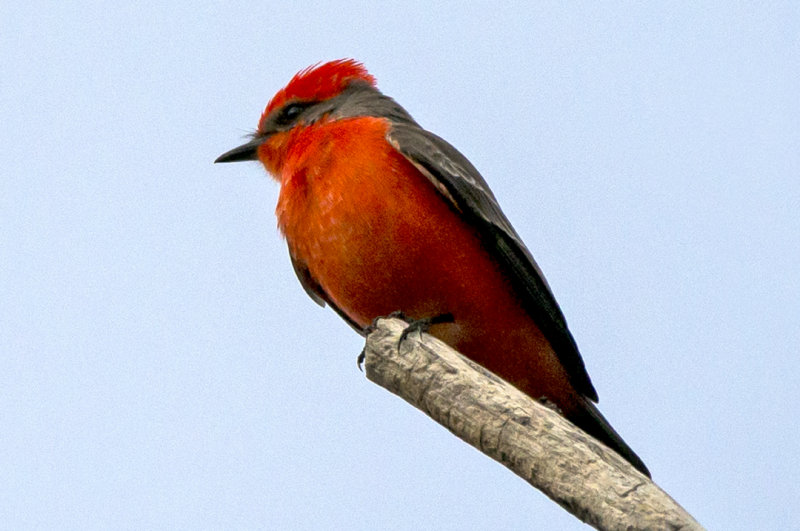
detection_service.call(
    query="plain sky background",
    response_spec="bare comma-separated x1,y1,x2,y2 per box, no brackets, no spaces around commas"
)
2,2,798,529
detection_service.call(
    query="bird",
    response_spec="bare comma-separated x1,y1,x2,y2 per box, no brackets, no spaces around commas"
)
215,59,650,477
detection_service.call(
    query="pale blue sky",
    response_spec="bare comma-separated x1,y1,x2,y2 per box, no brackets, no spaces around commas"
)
2,2,798,529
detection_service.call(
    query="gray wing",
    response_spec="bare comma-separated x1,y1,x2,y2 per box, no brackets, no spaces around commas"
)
387,123,598,401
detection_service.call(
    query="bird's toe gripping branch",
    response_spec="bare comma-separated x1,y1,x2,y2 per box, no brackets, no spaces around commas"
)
398,312,455,347
357,311,455,370
358,311,408,370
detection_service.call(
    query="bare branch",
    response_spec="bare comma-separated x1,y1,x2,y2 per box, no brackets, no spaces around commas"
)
362,318,703,531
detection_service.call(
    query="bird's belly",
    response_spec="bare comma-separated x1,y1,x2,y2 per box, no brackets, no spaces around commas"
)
279,149,500,326
292,185,574,405
274,118,576,406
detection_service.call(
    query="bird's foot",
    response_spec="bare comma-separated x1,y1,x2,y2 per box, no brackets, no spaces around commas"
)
358,312,412,371
398,312,455,350
357,311,454,370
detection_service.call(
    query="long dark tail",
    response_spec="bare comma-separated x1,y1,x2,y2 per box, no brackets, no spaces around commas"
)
568,400,650,477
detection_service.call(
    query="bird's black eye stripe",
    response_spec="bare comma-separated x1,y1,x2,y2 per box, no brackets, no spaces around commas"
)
276,101,314,126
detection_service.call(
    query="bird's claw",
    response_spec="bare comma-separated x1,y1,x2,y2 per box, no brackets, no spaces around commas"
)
357,349,366,371
398,312,455,349
358,311,412,370
358,311,454,369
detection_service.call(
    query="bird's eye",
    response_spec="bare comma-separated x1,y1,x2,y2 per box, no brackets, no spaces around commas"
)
277,102,310,126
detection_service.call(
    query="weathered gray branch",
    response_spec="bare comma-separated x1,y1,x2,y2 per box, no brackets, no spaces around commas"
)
362,318,703,531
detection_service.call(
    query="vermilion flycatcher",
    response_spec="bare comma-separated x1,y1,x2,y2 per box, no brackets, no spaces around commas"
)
216,59,649,477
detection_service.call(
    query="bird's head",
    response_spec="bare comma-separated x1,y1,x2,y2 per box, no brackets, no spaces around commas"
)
215,59,413,174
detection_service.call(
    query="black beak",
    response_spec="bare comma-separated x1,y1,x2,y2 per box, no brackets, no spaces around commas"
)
214,136,266,163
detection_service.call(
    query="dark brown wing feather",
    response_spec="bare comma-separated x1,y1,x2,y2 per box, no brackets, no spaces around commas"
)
387,123,598,402
290,254,366,336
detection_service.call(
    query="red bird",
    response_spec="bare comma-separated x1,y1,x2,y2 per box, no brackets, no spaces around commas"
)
216,59,649,476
